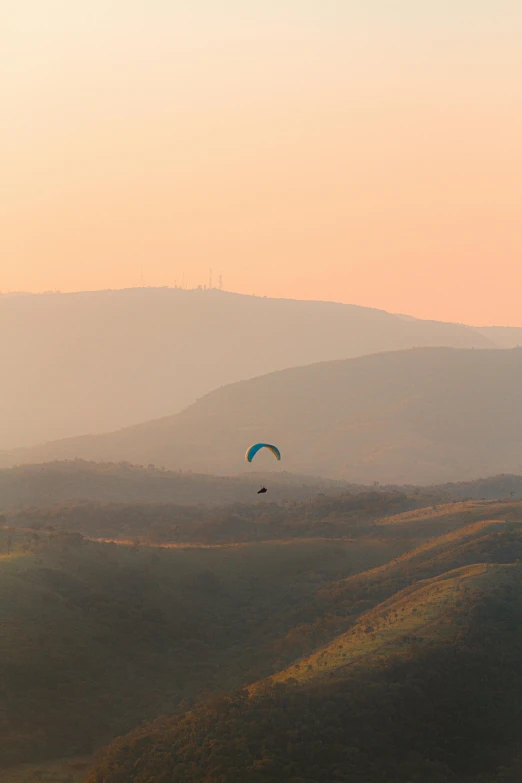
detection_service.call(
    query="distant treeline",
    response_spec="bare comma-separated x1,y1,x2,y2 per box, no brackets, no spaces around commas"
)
2,460,522,515
0,459,353,510
8,491,448,545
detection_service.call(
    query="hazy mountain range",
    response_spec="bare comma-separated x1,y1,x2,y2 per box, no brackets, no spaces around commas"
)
1,287,515,450
5,346,522,484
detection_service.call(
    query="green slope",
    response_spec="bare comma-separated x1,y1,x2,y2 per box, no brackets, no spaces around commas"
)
322,517,522,613
9,501,522,779
0,533,400,768
86,564,522,783
267,563,502,686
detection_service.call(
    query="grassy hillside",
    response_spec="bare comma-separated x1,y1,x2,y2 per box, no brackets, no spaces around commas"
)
7,346,522,484
269,515,522,670
9,495,522,559
320,516,522,618
0,288,495,451
8,497,522,779
268,562,502,686
86,563,522,783
0,531,404,768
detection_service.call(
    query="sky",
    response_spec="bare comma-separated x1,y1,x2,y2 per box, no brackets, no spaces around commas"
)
2,1,522,326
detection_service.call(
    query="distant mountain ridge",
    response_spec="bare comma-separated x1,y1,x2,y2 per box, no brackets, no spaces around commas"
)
476,324,522,348
0,287,498,449
5,346,522,484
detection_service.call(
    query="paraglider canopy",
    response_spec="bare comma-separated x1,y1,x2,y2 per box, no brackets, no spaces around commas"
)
245,443,281,463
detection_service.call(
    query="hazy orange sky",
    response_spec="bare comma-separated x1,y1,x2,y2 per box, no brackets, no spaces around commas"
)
2,2,522,326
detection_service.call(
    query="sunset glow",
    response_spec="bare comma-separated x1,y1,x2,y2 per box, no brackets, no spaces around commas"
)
3,2,521,325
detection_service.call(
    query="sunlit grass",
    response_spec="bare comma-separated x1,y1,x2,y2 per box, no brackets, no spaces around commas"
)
334,518,513,589
377,500,502,526
263,563,513,687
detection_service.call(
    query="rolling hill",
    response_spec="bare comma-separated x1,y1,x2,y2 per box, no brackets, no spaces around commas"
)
2,458,522,518
266,562,503,687
9,492,519,551
7,498,522,779
6,346,522,484
0,288,497,450
86,558,522,783
0,530,404,768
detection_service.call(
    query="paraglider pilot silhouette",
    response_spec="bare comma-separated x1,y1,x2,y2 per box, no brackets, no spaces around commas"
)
245,443,281,495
